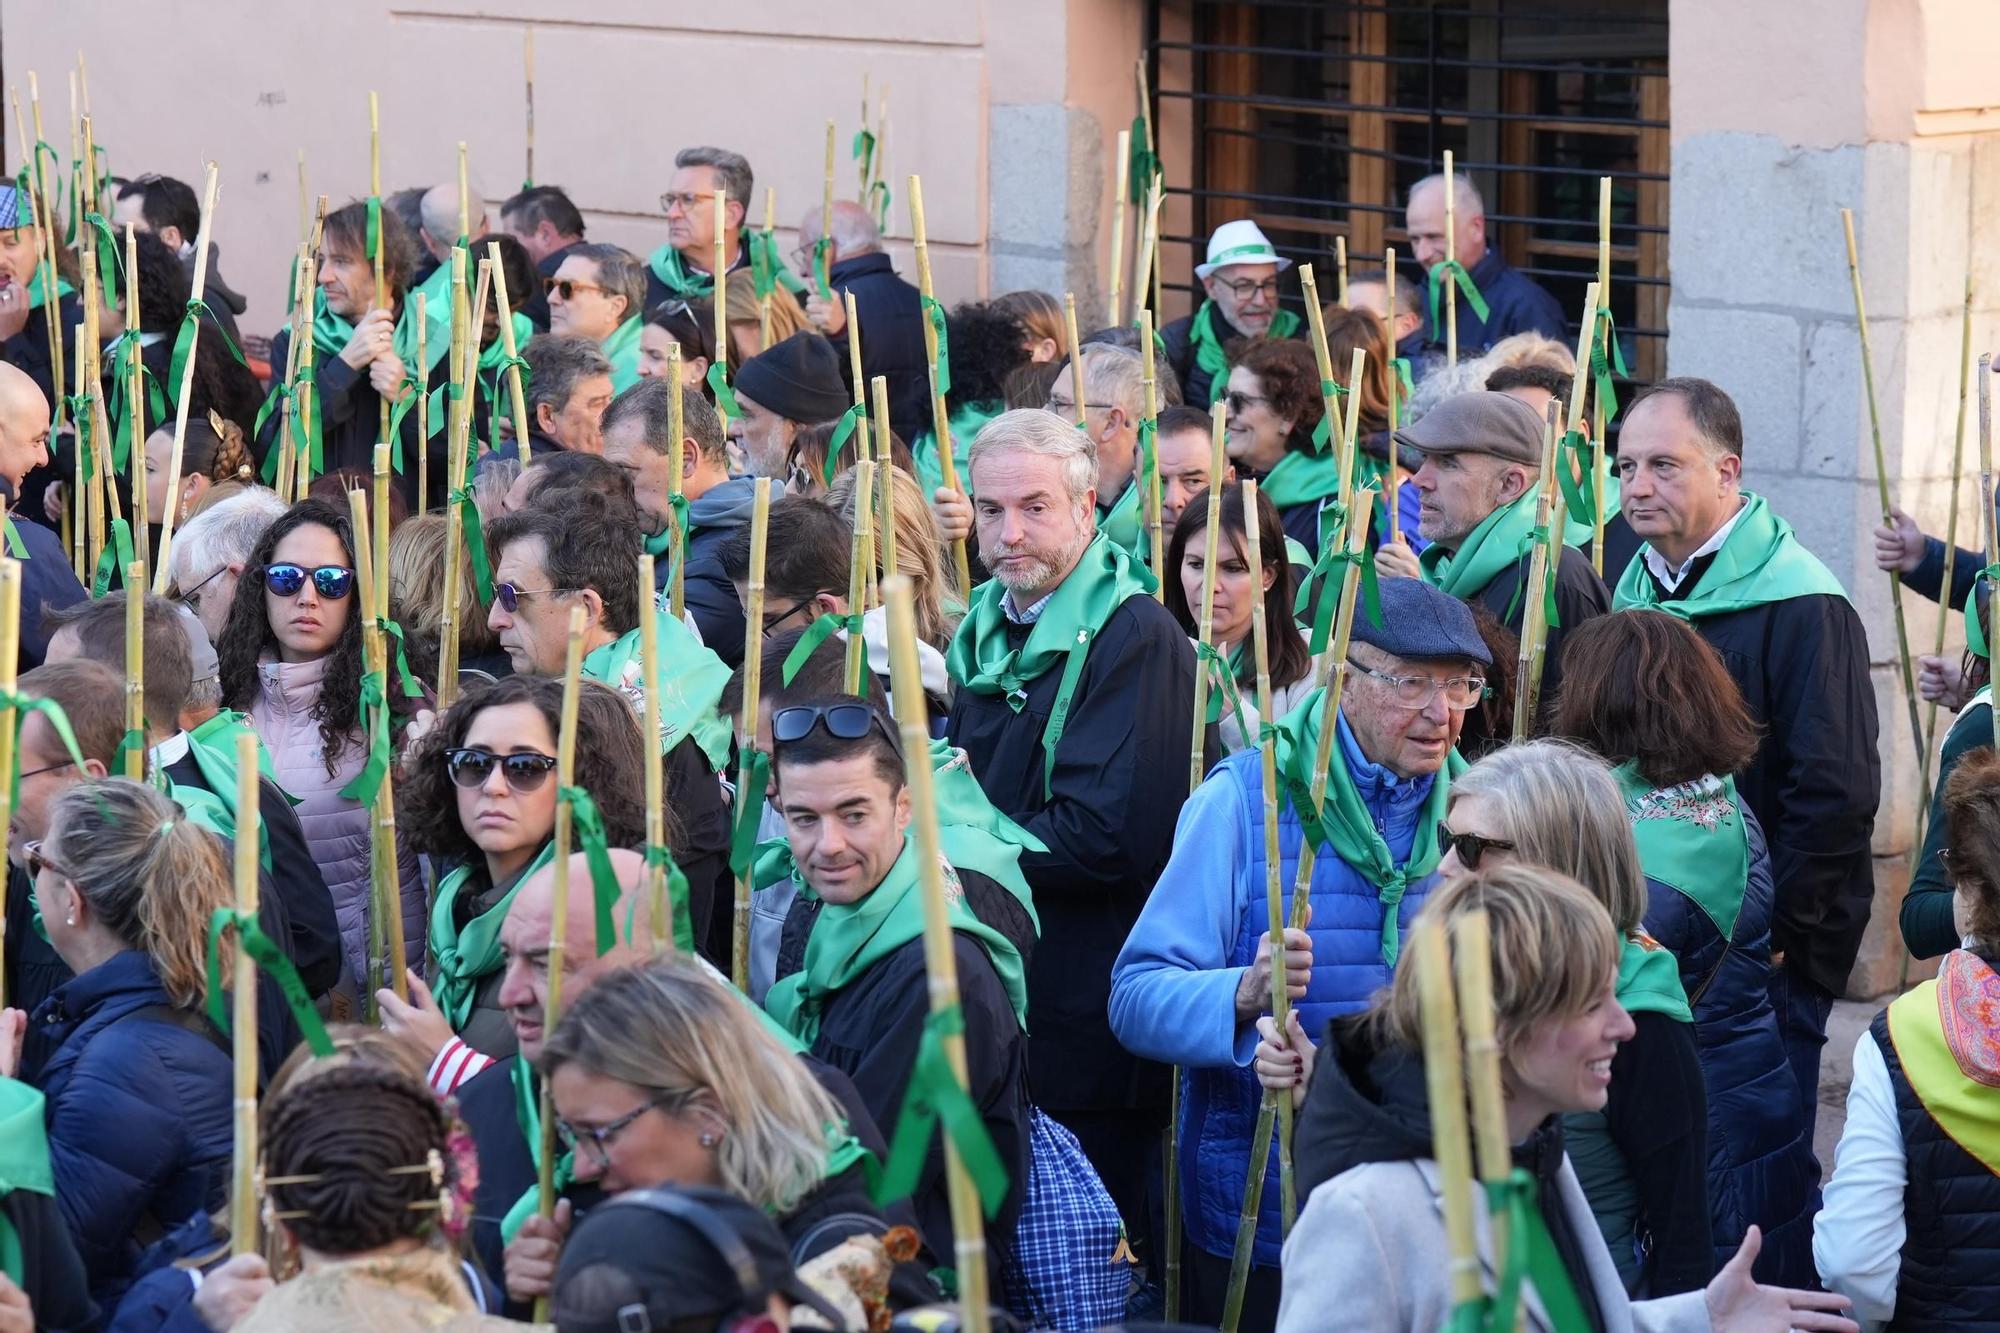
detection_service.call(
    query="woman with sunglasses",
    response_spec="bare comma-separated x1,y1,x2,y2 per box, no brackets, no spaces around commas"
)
218,498,426,1009
1223,336,1336,560
397,675,651,1071
1549,610,1820,1288
1164,482,1315,754
635,296,718,391
1272,865,1857,1333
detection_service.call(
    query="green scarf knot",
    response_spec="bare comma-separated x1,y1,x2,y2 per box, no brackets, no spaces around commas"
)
866,1003,1011,1219
204,906,336,1057
1611,492,1849,617
429,841,558,1032
1423,259,1492,329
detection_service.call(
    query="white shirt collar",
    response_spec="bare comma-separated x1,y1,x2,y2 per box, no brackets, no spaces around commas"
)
149,730,191,768
1642,497,1748,592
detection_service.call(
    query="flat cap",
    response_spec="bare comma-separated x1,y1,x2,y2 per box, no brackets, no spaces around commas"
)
1351,576,1493,666
1394,391,1545,466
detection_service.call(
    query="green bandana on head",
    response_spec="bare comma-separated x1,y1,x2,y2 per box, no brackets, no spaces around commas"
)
1615,762,1749,943
429,840,558,1033
1187,301,1302,405
764,836,1031,1048
945,535,1155,799
584,622,735,773
601,315,644,393
1612,492,1848,617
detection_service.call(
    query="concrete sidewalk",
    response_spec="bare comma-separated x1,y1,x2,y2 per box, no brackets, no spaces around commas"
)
1813,999,1876,1169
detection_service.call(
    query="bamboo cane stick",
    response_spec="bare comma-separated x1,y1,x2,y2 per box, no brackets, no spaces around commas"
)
1141,307,1165,594
370,93,391,447
1188,402,1228,793
713,190,729,374
523,28,535,187
297,150,309,245
415,293,429,514
76,51,91,120
437,248,468,712
1513,405,1562,742
759,187,776,351
1843,209,1929,797
639,551,668,954
227,728,261,1255
883,574,991,1333
1335,236,1349,308
1415,916,1483,1309
733,478,772,992
14,88,65,528
1132,176,1161,326
457,141,471,241
152,163,218,594
845,462,875,691
349,486,387,1015
908,177,971,591
846,291,866,415
1109,129,1130,329
1443,150,1458,370
0,561,16,1010
1981,355,1996,755
873,375,897,581
1385,248,1403,547
123,565,144,778
370,449,408,1004
1913,273,1975,862
125,223,150,589
1298,265,1346,484
77,248,101,576
1064,294,1085,428
820,120,836,300
1453,909,1512,1279
666,341,687,620
1591,176,1612,575
530,601,588,1326
487,241,532,464
1150,174,1164,323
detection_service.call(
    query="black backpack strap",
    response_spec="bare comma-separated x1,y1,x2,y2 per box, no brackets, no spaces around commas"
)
128,1002,231,1058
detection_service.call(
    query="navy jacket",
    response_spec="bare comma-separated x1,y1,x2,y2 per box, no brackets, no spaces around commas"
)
24,950,232,1307
12,511,87,672
1642,807,1820,1288
830,252,930,447
679,476,757,671
946,583,1204,1113
1414,250,1568,355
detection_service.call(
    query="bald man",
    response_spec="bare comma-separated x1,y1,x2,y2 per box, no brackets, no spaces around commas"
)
797,200,928,444
0,362,85,669
1404,172,1566,357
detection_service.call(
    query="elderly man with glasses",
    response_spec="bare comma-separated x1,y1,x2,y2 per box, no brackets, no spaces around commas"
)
1159,220,1302,407
1109,574,1492,1329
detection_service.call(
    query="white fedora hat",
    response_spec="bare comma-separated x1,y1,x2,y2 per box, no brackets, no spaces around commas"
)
1195,219,1293,279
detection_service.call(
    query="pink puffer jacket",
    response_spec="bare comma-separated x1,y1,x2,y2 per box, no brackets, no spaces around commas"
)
247,654,424,1005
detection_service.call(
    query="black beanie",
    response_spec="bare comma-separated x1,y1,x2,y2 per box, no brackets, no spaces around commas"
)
731,331,852,424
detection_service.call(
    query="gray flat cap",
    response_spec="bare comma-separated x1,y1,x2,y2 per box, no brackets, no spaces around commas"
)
1394,391,1546,466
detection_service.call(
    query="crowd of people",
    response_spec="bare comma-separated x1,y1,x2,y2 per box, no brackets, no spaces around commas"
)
0,125,1977,1333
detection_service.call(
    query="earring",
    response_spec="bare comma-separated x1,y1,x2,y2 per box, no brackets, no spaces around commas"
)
65,916,74,926
698,1130,719,1148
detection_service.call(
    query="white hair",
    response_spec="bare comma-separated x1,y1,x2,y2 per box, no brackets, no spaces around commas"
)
967,408,1099,508
1409,171,1485,221
1078,342,1145,418
804,201,882,257
168,487,288,591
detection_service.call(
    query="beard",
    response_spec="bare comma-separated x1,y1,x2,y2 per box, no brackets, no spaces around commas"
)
989,515,1093,596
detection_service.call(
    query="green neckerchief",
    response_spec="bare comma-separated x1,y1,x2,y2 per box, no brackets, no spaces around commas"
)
602,316,644,393
1616,931,1692,1022
1097,480,1150,567
429,840,558,1033
1612,492,1848,617
1888,950,2000,1178
1197,639,1253,750
186,711,280,789
166,774,272,873
1614,763,1749,943
764,837,1030,1048
945,535,1155,798
583,623,734,773
0,1078,52,1288
1187,301,1302,404
913,399,1004,498
1418,486,1542,604
1261,446,1343,511
25,267,73,313
646,234,805,301
1269,699,1464,966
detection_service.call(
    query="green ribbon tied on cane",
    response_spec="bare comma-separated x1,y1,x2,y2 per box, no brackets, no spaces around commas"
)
365,196,382,264
1294,537,1385,656
1309,377,1350,452
706,363,742,422
204,907,336,1059
110,335,167,470
1127,116,1161,205
641,842,698,957
4,691,90,809
921,295,952,397
558,784,624,957
1194,641,1251,748
80,212,123,309
812,236,834,302
336,672,392,806
865,1004,1010,1218
824,403,867,487
1464,1168,1596,1333
784,612,867,686
166,300,249,414
748,227,781,302
1553,429,1598,527
89,518,136,599
728,745,771,878
1389,356,1416,399
1591,303,1629,424
1424,258,1492,330
1,516,27,561
448,486,496,607
1503,523,1562,631
866,180,892,233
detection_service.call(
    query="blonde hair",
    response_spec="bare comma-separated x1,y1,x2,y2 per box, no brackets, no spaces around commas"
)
992,290,1066,357
388,513,500,680
540,959,846,1215
1483,331,1576,377
824,463,963,647
1449,739,1647,934
1374,863,1620,1054
50,779,232,1009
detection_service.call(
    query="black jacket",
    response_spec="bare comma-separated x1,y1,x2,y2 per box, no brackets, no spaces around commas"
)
0,292,83,549
1413,249,1569,355
1470,542,1612,713
660,733,733,970
9,509,86,671
777,865,1035,1290
1654,566,1881,996
3,1186,95,1331
946,588,1203,1113
185,243,248,350
829,252,930,446
165,750,340,998
1158,302,1232,407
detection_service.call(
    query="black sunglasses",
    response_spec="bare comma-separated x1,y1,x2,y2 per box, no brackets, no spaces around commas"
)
494,582,579,614
544,277,613,302
260,563,355,600
1436,823,1516,870
771,703,894,747
445,747,559,792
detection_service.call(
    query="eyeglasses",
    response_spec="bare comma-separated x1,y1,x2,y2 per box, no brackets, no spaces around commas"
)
557,1092,676,1167
445,747,559,792
1225,391,1270,415
772,702,895,747
23,839,79,883
175,564,227,612
545,277,613,302
1347,660,1488,711
762,596,818,638
260,563,355,600
1437,824,1515,870
494,583,581,614
1044,395,1116,415
1214,276,1280,300
659,191,712,215
18,758,75,781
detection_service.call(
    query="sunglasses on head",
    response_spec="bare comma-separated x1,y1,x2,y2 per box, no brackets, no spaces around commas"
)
445,747,559,792
260,563,355,600
771,703,894,747
1436,824,1515,870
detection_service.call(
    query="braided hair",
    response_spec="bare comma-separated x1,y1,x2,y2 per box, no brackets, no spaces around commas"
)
260,1059,458,1256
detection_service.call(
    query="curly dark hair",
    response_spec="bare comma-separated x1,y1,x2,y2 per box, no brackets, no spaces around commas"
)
260,1058,457,1255
944,301,1031,413
1229,336,1326,457
216,498,367,780
398,674,660,866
